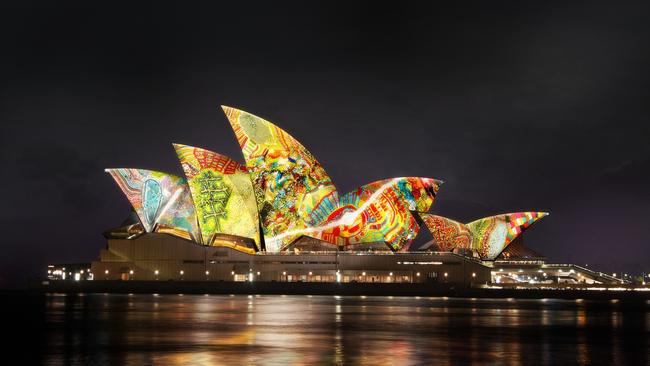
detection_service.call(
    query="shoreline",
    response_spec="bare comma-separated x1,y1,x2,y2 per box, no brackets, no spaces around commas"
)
31,281,650,302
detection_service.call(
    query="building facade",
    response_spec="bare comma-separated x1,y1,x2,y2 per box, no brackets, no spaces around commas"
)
89,233,491,286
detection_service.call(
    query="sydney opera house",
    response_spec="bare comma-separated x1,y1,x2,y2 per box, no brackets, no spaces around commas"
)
49,106,618,287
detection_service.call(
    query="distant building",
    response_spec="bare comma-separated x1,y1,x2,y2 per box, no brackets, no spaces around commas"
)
490,238,624,285
47,263,93,281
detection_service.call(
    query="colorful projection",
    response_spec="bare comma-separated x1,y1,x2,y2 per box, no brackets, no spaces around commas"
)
105,169,200,241
173,144,261,250
419,214,472,252
383,177,441,213
419,212,548,260
289,178,442,251
107,107,444,252
320,179,420,250
222,106,338,251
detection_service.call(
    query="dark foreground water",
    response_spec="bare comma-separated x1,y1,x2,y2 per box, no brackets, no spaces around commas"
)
5,293,650,365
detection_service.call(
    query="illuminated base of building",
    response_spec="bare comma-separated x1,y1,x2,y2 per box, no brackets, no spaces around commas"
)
44,233,637,297
84,233,491,286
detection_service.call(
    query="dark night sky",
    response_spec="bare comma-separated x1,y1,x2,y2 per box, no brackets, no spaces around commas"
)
1,1,649,288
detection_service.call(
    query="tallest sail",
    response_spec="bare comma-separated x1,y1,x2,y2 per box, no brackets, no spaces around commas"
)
222,106,338,251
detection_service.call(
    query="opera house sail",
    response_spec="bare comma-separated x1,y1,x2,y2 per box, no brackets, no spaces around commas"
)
106,169,200,241
173,144,261,251
418,212,549,260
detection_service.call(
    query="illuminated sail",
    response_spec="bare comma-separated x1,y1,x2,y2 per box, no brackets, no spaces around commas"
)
301,177,442,251
106,168,200,241
222,106,337,251
420,212,548,260
173,144,261,250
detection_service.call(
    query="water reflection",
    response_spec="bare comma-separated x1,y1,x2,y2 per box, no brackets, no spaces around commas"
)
37,294,649,365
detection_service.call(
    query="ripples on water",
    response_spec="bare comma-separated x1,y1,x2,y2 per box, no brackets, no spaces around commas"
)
8,293,650,365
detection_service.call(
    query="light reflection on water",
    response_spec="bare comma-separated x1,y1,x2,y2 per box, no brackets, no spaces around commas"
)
40,294,649,365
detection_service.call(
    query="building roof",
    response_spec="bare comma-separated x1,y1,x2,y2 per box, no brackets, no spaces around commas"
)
496,238,546,260
105,106,547,256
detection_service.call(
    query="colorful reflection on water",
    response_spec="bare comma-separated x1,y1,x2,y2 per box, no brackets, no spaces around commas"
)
31,294,650,365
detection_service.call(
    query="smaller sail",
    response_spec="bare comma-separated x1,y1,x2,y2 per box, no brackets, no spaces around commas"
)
419,214,472,252
173,144,261,250
105,168,200,241
421,212,549,260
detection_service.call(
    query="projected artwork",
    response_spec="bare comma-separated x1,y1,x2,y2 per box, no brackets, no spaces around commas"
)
322,178,420,250
294,177,441,251
222,106,337,251
385,177,440,213
419,214,472,252
105,169,200,241
502,212,548,243
420,212,548,260
221,106,445,251
173,144,261,249
107,107,445,252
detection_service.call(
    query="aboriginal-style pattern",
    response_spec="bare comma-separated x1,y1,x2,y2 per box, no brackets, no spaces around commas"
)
420,212,548,260
295,178,442,251
318,179,420,250
173,144,261,249
222,106,338,251
504,212,547,243
221,106,444,251
108,106,542,255
105,169,200,241
419,214,472,251
386,177,441,213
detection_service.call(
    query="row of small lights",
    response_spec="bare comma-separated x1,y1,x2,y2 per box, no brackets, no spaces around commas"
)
52,266,649,283
101,269,216,276
98,269,476,280
276,271,469,279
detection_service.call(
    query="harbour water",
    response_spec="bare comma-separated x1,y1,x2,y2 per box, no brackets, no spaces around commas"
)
7,293,650,365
